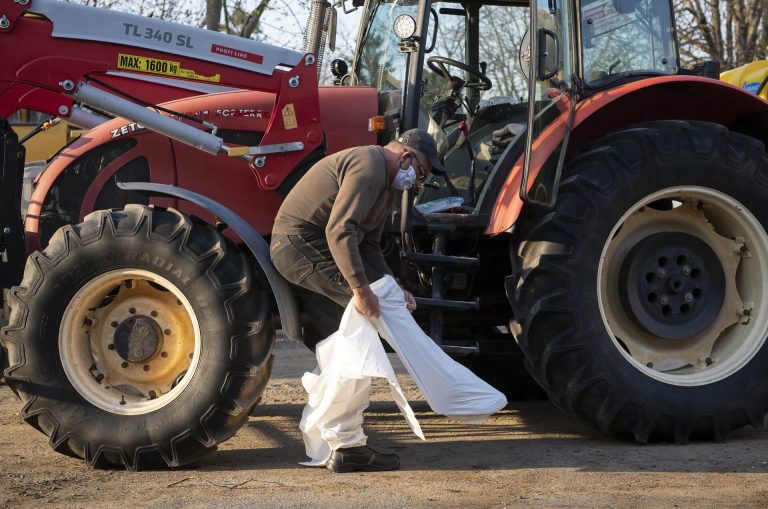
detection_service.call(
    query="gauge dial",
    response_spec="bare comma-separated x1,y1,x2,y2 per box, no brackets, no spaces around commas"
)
393,14,417,39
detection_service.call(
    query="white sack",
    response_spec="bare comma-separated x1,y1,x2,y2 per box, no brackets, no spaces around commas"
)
299,275,507,466
371,276,507,423
299,292,424,467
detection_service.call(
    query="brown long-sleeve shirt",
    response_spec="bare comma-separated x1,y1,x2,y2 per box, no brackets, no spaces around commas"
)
272,146,393,288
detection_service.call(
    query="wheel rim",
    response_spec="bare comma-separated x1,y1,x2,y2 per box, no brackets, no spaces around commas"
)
598,187,768,386
60,269,201,415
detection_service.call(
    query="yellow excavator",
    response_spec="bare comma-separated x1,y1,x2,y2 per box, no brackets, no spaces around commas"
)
721,60,768,100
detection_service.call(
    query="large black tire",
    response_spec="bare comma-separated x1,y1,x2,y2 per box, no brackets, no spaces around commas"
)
0,205,274,469
512,121,768,442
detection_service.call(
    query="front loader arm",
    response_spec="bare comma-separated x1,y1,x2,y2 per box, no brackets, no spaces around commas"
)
0,0,323,190
0,0,302,115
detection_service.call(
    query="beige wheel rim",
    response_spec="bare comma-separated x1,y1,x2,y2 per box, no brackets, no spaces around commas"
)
598,187,768,386
60,269,201,415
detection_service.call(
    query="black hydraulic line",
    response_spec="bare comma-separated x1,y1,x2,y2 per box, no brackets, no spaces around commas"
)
19,118,61,145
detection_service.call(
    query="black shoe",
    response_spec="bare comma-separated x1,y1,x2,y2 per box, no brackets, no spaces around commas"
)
327,445,400,473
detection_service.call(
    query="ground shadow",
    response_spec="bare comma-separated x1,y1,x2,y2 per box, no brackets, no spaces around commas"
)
191,400,768,474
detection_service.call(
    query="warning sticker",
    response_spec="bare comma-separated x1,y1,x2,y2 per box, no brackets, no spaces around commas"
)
117,53,221,83
282,103,298,130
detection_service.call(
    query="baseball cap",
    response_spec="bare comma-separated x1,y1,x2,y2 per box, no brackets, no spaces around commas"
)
398,128,445,175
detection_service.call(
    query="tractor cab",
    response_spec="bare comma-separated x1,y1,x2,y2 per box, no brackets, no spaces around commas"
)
340,0,679,213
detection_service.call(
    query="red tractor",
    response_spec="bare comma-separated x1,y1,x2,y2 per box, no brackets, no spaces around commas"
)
1,0,767,470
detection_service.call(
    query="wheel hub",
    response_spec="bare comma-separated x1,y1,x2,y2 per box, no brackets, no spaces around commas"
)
619,231,726,340
114,315,163,363
60,270,200,415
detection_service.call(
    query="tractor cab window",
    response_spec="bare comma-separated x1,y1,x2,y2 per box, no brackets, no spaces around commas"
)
354,1,530,117
353,1,534,210
581,0,678,83
354,1,415,96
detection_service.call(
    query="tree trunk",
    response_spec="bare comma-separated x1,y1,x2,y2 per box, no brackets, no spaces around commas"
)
206,0,222,32
241,0,271,39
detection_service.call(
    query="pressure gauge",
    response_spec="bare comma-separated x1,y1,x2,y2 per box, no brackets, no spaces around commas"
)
393,14,417,39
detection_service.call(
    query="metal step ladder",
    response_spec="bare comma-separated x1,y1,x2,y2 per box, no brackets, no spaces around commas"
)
402,227,480,354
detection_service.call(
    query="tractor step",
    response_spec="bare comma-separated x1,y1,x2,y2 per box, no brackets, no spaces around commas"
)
414,297,480,310
402,252,480,267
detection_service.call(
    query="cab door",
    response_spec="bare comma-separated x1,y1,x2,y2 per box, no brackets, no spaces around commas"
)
520,0,577,207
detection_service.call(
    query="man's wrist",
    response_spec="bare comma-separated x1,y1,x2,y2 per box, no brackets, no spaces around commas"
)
352,284,372,296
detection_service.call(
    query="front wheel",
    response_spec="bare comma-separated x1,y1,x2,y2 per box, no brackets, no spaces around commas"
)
1,205,274,469
513,121,768,442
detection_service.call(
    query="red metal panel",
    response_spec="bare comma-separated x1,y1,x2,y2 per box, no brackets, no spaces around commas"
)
318,86,378,154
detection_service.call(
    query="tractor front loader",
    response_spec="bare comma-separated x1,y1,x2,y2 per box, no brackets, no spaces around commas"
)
2,0,768,471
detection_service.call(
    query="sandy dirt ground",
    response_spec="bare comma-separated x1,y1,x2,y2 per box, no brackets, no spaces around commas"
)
2,338,768,509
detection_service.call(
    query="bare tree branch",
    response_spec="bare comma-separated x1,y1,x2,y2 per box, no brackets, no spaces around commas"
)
675,0,766,68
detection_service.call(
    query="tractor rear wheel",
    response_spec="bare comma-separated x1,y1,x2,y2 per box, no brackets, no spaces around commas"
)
513,121,768,442
0,205,274,469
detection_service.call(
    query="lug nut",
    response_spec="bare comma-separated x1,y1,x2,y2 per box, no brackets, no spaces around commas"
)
161,351,168,358
84,318,93,326
111,321,118,328
164,329,172,336
646,362,653,368
121,362,129,369
705,357,714,365
682,265,691,276
151,310,158,317
108,344,116,350
656,268,667,278
684,292,694,303
659,295,669,306
129,307,136,314
148,390,157,399
143,365,150,372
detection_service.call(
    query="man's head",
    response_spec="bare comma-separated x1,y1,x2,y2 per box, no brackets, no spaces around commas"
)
397,129,445,178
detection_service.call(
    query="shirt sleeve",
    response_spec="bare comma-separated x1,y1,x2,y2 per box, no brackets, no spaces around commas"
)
325,151,387,288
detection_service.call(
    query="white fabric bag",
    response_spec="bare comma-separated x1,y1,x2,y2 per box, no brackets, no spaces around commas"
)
299,291,424,466
299,275,507,466
370,276,507,423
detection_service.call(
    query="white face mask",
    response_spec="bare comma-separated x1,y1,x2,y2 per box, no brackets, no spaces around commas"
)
392,165,417,190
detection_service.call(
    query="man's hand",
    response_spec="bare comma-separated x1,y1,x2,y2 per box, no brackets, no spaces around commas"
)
403,290,417,313
353,284,380,318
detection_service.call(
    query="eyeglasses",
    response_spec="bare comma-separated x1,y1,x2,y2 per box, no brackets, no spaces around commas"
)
409,152,427,181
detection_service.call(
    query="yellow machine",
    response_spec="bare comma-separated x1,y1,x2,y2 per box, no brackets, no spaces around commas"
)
721,60,768,100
